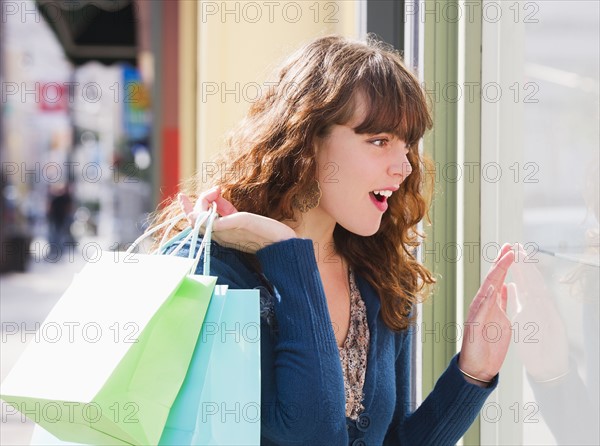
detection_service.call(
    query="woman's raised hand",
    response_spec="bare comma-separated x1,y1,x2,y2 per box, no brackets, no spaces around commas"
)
459,243,516,386
178,186,297,254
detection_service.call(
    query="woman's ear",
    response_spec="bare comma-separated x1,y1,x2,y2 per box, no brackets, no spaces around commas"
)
313,131,328,155
313,139,320,155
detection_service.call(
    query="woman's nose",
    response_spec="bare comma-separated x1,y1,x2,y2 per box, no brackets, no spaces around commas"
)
389,146,413,181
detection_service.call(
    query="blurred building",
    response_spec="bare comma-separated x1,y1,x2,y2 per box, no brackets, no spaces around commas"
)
1,0,154,262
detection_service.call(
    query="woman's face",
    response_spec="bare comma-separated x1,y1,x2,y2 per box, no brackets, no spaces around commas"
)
314,95,413,236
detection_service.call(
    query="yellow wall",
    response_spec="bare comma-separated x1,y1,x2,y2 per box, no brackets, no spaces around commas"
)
179,0,198,181
192,0,359,187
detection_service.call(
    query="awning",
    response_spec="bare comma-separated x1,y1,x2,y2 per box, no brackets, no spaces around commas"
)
36,0,137,66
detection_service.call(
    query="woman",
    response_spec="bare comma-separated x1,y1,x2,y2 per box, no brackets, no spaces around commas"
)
154,35,515,445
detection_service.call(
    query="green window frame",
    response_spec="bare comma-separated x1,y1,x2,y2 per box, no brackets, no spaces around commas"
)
422,1,483,444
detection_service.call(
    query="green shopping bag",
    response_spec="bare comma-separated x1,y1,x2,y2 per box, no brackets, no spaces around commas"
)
1,209,219,445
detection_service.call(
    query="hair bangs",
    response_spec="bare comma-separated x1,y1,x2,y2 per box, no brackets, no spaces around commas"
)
349,59,431,148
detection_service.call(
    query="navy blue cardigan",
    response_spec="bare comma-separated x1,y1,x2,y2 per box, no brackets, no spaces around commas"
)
177,237,498,445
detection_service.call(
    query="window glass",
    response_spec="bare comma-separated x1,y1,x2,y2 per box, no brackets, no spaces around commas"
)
517,1,598,443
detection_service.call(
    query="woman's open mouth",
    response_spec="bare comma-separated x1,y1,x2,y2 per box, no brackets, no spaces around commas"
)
369,191,389,212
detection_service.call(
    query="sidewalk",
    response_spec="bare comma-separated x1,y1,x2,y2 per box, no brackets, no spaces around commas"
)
1,241,91,446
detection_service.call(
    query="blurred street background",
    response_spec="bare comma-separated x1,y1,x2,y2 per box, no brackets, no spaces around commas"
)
0,1,598,445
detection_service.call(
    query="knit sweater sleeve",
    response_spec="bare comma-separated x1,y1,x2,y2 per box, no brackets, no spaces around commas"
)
384,327,499,445
254,238,350,445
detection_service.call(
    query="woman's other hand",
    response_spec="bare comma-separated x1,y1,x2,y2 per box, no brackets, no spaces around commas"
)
459,243,516,386
178,186,297,253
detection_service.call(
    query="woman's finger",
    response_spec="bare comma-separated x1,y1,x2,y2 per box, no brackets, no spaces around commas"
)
471,284,495,319
514,242,529,262
177,193,196,225
197,186,221,213
178,193,193,214
482,249,515,292
196,186,238,217
494,243,514,264
215,195,238,216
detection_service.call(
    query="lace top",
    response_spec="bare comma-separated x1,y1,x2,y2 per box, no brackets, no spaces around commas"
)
338,267,370,420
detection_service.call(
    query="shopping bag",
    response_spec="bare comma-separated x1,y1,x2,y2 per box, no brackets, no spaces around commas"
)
160,287,261,446
28,289,261,446
158,284,228,445
1,209,219,445
192,288,261,445
159,213,261,445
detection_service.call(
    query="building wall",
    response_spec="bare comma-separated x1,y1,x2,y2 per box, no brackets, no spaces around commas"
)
191,0,360,189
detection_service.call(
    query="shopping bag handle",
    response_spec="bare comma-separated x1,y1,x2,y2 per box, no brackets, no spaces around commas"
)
154,211,208,256
156,214,193,253
126,203,218,275
126,214,190,255
190,202,218,276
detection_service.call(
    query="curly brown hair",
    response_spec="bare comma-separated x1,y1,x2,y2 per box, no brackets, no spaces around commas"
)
151,34,436,332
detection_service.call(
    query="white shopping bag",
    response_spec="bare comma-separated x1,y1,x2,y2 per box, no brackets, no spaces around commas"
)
1,209,220,445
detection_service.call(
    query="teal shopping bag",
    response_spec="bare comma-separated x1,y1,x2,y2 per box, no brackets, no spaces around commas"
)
160,287,261,446
159,284,228,445
192,288,261,445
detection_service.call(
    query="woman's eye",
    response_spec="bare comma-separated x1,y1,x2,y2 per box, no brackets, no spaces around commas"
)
371,138,389,147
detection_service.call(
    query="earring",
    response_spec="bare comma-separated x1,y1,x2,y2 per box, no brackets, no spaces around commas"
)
293,180,322,213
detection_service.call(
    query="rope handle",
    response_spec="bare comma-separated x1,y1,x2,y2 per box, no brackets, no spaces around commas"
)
126,202,219,275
